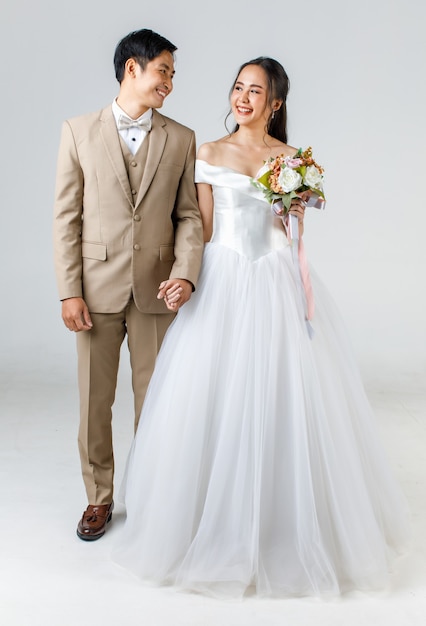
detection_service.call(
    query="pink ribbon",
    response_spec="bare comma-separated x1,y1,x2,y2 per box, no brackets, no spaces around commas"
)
284,214,315,322
297,237,315,320
272,194,324,327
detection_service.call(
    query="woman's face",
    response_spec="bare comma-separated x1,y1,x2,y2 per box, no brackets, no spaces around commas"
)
231,64,274,128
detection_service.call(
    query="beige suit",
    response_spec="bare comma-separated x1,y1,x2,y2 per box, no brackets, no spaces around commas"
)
54,106,203,504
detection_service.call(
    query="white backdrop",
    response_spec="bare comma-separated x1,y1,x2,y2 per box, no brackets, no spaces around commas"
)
0,0,425,390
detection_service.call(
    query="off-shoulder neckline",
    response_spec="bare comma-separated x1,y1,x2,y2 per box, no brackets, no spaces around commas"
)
196,159,262,179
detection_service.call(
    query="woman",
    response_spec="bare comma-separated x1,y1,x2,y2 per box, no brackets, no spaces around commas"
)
113,57,409,598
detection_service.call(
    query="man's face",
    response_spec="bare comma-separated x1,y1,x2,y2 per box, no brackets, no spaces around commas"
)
132,50,175,110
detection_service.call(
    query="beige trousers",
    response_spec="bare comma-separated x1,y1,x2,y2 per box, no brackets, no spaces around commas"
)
76,298,174,505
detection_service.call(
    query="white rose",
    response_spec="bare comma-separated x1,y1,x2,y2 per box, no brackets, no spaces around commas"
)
304,165,323,190
278,166,303,193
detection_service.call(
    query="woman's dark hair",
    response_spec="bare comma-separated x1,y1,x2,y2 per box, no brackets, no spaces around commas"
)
227,57,290,143
114,29,177,83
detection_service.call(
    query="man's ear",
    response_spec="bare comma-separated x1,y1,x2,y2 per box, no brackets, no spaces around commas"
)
124,57,138,79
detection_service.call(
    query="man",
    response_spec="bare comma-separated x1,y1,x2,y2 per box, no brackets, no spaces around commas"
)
53,29,203,541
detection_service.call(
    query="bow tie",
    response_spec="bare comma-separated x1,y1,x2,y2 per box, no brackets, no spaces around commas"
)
117,114,152,132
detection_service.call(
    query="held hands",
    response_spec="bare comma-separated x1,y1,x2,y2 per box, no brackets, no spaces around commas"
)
157,279,192,312
62,297,93,332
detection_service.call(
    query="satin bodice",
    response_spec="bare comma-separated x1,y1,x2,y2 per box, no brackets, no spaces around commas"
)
195,160,288,261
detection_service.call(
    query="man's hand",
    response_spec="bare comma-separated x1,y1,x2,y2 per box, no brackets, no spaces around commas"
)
157,279,193,312
61,297,93,332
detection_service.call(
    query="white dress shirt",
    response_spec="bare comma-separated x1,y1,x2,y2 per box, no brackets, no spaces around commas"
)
112,99,152,156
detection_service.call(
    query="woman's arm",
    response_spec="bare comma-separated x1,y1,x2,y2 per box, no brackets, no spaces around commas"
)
196,183,214,242
196,142,216,242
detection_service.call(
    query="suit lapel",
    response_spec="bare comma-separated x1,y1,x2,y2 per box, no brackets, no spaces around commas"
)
99,106,134,208
135,110,167,208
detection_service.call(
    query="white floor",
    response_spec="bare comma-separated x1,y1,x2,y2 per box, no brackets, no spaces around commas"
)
1,364,425,626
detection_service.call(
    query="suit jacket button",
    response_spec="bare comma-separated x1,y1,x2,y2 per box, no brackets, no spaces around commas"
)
133,244,141,251
134,215,141,221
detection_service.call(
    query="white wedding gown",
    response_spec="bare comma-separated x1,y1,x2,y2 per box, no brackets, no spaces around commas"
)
112,160,409,598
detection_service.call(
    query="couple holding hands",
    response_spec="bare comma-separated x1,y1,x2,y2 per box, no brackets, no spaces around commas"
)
54,28,408,598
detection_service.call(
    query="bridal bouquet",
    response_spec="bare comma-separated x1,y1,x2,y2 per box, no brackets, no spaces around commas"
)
252,146,326,215
251,147,326,331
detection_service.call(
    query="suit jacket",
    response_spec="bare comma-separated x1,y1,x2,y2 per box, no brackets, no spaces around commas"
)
53,106,204,314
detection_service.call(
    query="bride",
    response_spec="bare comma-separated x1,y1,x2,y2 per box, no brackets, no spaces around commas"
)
112,56,409,598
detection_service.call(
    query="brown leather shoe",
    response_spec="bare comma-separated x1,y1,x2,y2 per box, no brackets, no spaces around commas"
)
76,502,114,541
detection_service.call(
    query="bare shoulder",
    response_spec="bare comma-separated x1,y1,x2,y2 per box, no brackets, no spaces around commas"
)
270,141,299,159
197,137,230,164
286,143,300,155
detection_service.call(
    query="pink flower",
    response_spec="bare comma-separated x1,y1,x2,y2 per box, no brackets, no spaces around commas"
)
284,157,304,168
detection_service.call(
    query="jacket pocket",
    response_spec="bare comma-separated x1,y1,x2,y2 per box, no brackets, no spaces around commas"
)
82,241,107,261
159,244,175,262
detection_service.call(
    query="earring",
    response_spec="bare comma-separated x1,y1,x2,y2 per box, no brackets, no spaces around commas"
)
271,111,275,120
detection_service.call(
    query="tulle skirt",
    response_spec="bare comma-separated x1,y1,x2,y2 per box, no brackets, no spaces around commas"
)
112,242,409,598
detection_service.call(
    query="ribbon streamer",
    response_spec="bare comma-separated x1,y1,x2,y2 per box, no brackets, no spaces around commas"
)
287,214,314,312
272,195,325,338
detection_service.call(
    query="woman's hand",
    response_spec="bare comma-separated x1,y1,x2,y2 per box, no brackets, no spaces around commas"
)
157,279,193,311
289,191,310,237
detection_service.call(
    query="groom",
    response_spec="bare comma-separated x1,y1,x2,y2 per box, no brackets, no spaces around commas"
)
53,29,203,541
